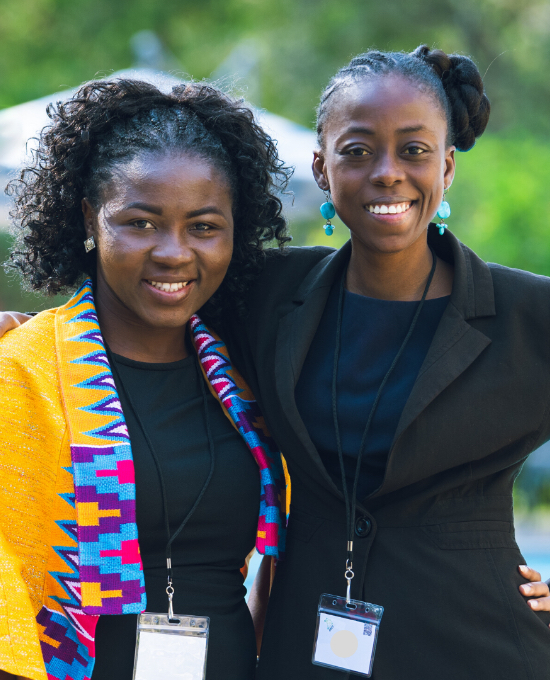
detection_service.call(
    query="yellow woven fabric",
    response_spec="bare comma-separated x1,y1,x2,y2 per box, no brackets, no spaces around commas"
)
0,297,291,679
0,309,62,679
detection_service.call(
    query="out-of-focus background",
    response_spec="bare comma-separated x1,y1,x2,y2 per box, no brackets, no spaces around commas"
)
1,0,549,581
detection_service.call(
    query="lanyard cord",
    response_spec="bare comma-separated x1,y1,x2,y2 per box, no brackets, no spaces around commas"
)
332,250,437,597
106,347,216,599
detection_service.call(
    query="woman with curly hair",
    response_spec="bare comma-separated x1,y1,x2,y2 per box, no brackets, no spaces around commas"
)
0,78,290,680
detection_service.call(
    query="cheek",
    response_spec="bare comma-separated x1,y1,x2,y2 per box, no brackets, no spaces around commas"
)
96,229,143,281
197,232,234,292
212,236,234,279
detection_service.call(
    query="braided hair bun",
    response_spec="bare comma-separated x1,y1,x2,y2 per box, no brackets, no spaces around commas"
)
317,45,491,152
411,46,490,151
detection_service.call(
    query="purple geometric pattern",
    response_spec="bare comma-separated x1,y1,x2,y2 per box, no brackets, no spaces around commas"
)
71,442,145,615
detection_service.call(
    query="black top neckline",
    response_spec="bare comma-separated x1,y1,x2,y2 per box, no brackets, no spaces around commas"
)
344,289,451,305
111,352,195,371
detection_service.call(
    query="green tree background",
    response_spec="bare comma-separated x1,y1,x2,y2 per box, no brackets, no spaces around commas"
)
1,0,550,510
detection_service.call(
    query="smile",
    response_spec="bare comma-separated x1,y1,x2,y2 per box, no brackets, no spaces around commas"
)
366,202,412,215
146,280,191,292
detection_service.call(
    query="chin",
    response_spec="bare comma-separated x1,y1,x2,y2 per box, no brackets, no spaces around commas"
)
360,233,418,255
137,309,192,330
353,222,428,255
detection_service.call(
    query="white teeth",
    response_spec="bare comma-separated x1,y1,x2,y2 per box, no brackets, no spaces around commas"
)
368,202,411,215
149,280,189,292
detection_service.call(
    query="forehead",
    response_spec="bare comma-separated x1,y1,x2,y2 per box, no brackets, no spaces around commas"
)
103,151,231,204
325,74,447,141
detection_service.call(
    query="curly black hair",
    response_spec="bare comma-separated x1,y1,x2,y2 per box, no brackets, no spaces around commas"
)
6,78,292,322
317,45,491,152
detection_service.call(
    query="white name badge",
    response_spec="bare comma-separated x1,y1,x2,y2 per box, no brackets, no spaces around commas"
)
312,594,383,677
133,612,209,680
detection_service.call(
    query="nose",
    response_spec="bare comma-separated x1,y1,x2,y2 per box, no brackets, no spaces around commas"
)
369,150,405,186
149,227,194,268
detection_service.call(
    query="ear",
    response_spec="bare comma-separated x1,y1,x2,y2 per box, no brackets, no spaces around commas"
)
443,146,456,190
82,198,97,239
312,151,330,192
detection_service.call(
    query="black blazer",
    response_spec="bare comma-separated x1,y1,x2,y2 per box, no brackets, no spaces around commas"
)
222,227,550,680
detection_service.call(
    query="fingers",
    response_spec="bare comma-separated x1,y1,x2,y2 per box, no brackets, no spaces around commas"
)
519,581,550,598
518,565,550,621
526,595,550,612
0,312,29,338
518,564,542,583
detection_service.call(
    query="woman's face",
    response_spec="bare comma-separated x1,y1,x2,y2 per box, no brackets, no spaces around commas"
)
313,75,456,254
83,151,234,331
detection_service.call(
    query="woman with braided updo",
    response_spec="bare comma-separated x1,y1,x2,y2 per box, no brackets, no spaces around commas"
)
0,79,290,680
2,47,550,679
213,46,550,679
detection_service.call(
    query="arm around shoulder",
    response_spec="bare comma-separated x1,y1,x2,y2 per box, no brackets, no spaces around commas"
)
0,313,32,339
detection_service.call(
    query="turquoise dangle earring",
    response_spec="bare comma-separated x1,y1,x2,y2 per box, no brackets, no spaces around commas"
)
320,191,336,236
437,189,451,236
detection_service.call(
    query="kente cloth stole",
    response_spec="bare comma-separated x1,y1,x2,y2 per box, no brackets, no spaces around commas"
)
38,280,287,680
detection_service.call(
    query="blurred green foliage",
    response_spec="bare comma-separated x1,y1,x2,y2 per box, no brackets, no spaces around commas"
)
0,232,68,311
2,0,550,133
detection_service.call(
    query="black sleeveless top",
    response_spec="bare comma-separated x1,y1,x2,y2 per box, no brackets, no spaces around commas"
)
92,353,261,680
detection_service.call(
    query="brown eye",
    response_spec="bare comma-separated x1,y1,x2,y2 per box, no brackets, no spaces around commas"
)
404,146,425,155
348,148,369,156
132,219,154,229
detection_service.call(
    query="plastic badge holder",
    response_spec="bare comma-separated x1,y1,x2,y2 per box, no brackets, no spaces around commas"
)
312,594,383,677
133,612,209,680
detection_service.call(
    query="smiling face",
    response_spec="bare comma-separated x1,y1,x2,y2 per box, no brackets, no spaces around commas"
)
83,151,234,338
313,74,455,255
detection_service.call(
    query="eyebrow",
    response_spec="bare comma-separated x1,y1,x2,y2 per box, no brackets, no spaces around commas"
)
124,201,163,215
185,206,226,218
344,124,429,135
123,203,226,218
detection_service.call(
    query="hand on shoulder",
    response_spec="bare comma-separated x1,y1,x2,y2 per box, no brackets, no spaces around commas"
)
0,312,31,338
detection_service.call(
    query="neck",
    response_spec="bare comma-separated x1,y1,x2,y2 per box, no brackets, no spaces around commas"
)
95,284,189,364
346,233,453,301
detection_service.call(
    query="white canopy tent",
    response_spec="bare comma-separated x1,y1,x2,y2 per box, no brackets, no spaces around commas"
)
0,69,320,227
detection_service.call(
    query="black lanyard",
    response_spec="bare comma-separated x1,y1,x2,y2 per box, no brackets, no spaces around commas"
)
107,347,216,618
332,250,437,602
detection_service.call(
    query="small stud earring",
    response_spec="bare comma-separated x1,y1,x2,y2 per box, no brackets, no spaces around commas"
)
320,191,336,236
84,236,96,253
437,189,451,236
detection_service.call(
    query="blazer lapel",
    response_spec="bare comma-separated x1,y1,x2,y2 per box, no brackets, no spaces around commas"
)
372,228,496,497
274,243,352,495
